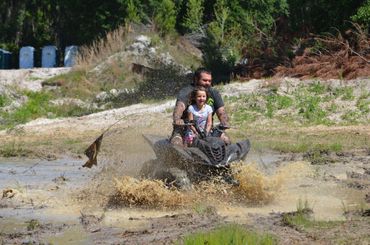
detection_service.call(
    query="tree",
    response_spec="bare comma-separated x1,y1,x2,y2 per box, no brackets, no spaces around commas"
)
124,0,141,24
352,0,370,29
287,0,364,35
181,0,204,33
149,0,177,35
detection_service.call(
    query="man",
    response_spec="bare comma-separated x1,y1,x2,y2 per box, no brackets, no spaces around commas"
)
171,67,230,145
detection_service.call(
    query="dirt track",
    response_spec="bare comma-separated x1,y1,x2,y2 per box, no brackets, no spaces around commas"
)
0,71,369,244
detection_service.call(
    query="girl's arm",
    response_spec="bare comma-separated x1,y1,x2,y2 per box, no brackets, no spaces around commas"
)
187,111,198,135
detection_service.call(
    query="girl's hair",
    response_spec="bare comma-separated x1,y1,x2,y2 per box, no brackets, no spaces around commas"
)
189,86,209,105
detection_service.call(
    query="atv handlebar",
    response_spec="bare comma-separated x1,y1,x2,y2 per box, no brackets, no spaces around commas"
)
173,120,230,139
173,120,229,129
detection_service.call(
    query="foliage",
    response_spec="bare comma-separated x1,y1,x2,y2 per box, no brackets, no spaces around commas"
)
202,0,289,82
1,0,368,71
351,0,370,28
226,81,369,127
0,141,32,157
0,94,10,107
282,199,340,232
287,0,364,34
181,0,204,33
26,219,41,231
0,90,97,129
124,0,142,24
179,224,276,245
150,0,177,35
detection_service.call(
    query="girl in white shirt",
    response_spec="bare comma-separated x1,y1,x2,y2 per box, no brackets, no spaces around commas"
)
184,86,213,145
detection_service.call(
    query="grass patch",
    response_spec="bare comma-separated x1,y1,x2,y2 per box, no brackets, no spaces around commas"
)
226,81,369,128
0,94,10,107
45,69,98,100
356,92,370,114
266,92,293,118
229,125,368,153
308,81,328,95
0,141,32,157
192,203,217,216
179,224,276,245
334,86,355,100
26,219,41,231
0,90,98,129
282,199,339,232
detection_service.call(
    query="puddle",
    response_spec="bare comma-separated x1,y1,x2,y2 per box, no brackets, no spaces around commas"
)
45,226,91,245
0,150,368,243
0,158,89,189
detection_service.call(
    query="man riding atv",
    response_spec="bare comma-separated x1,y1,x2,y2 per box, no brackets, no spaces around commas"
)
171,67,231,146
140,67,250,188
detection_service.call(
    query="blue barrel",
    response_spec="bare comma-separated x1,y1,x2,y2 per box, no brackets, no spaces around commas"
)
64,46,78,67
0,49,12,69
19,46,35,69
42,45,57,68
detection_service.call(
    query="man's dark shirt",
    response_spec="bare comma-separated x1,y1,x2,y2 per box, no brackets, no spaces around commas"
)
176,84,224,120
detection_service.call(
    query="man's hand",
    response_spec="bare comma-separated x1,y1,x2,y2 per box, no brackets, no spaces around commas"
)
173,119,185,126
173,101,186,125
215,106,230,127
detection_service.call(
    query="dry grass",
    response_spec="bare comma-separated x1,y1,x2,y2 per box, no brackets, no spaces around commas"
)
75,25,129,68
275,23,370,80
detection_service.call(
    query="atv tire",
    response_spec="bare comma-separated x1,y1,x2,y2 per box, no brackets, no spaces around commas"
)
168,168,191,190
139,159,158,178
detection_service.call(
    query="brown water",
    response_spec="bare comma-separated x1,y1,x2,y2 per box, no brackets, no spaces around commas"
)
0,140,366,243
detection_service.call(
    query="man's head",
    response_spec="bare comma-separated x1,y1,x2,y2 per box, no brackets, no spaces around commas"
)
193,67,212,88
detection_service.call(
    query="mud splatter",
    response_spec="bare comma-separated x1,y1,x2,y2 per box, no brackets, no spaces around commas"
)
110,164,283,209
110,176,189,208
232,163,282,204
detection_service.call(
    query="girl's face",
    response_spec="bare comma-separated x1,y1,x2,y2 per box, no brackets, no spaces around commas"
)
195,90,207,107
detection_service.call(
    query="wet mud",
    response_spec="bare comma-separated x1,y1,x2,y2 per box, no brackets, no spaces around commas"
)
1,142,369,244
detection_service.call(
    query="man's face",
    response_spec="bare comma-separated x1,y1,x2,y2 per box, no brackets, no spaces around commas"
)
196,72,212,88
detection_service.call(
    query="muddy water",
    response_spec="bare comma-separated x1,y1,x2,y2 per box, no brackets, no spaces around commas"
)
0,139,366,243
0,158,93,243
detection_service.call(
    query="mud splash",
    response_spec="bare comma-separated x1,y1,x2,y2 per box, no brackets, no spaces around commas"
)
111,176,187,208
110,164,282,209
232,163,282,204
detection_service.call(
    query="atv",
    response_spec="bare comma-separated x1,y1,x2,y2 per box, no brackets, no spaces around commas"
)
140,122,251,189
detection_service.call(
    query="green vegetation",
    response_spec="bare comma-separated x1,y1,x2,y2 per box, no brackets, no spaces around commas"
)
334,86,355,101
0,141,32,157
1,0,368,78
356,92,370,114
26,219,41,231
229,125,368,154
226,82,369,127
0,90,98,129
179,224,276,245
0,94,10,107
44,70,96,100
192,203,216,216
282,199,339,231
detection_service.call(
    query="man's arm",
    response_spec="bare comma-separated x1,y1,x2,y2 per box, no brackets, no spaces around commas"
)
173,100,186,125
215,106,230,127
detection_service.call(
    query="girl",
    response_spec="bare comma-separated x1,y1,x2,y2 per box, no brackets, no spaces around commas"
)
184,86,213,145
